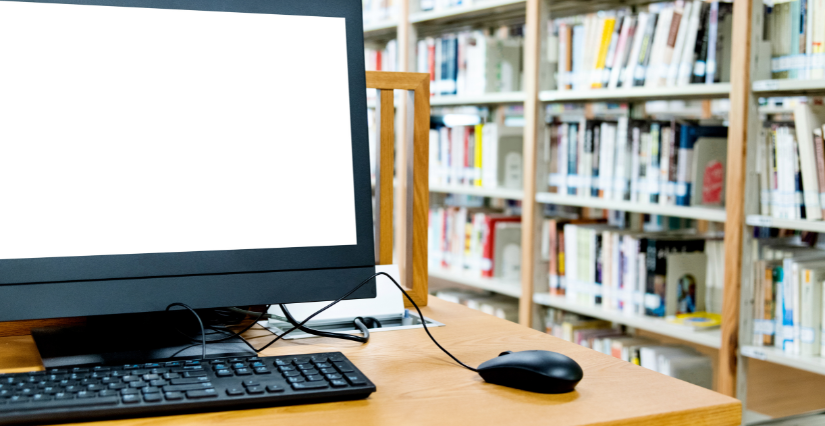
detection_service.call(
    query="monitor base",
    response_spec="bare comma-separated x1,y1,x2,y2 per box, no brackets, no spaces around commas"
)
32,312,257,369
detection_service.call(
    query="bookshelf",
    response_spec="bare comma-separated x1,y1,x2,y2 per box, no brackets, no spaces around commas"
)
538,83,732,103
429,184,524,199
741,345,825,377
745,216,825,234
363,20,398,39
752,79,825,96
372,0,751,402
536,192,727,222
533,293,722,348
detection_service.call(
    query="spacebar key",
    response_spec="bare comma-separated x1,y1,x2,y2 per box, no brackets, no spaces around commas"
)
0,396,120,411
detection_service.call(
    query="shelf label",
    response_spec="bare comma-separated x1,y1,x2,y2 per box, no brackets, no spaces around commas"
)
749,216,773,227
741,346,768,361
753,80,780,91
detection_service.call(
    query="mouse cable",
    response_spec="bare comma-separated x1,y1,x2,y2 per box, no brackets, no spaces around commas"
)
167,272,478,372
279,303,369,343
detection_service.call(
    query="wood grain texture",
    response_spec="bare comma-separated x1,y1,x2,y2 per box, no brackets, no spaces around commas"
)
375,89,395,265
719,0,753,397
0,317,86,338
519,0,541,327
0,298,741,426
365,71,430,306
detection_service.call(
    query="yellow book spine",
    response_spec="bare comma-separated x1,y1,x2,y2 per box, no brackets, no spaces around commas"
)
591,18,615,89
474,124,483,187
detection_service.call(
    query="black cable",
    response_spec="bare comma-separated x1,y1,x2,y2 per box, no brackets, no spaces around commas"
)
352,317,370,341
251,272,478,372
165,303,206,360
280,304,367,343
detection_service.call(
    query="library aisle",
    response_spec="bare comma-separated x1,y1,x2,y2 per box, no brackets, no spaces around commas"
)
363,0,825,424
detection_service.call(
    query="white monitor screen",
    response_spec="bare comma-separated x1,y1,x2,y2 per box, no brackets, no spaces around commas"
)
0,2,357,260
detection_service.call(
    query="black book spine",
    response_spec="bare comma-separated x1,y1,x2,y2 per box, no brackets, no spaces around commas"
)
691,3,711,84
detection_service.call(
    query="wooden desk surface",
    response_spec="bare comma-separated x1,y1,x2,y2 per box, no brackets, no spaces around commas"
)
0,298,741,426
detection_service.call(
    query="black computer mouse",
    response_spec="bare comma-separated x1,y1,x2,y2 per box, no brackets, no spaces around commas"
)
477,350,583,394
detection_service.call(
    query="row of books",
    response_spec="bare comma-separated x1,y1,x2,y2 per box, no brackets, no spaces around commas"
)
365,40,398,72
752,240,825,358
429,122,523,189
416,27,523,96
545,117,729,208
757,103,825,221
362,0,396,26
766,0,825,80
428,207,521,280
419,0,474,13
550,1,733,91
539,221,725,318
434,288,518,322
544,310,712,389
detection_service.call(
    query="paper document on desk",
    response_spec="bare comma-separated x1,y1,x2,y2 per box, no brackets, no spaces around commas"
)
267,265,404,324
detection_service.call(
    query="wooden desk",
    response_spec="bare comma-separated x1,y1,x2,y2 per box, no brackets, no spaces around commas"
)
0,298,741,426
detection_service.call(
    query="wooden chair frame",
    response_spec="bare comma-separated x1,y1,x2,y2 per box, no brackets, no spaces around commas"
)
366,71,430,307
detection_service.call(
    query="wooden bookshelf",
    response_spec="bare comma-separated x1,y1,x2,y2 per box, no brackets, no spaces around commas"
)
428,267,522,298
741,345,825,377
430,92,526,106
752,79,825,96
745,215,825,233
363,20,398,39
409,0,526,24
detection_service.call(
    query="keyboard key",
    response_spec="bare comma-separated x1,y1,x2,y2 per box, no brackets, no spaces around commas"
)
184,360,201,366
121,394,140,404
286,377,306,383
330,379,348,388
212,364,228,370
0,396,119,412
142,374,160,381
215,370,233,378
87,384,106,391
334,362,354,373
250,362,266,368
266,385,284,393
150,368,169,374
142,387,161,394
301,369,319,376
120,389,140,395
162,373,181,380
292,357,310,365
315,362,332,369
254,367,271,375
164,361,182,368
183,371,207,378
8,395,30,403
170,377,209,385
162,383,214,393
123,365,140,370
31,394,51,402
64,385,82,393
129,381,148,388
296,364,314,370
122,375,140,383
98,390,118,397
72,368,90,373
150,379,168,387
242,380,260,388
305,375,324,382
245,386,264,395
282,371,301,377
227,358,247,363
320,368,337,375
93,367,111,372
278,365,296,372
54,393,73,400
310,355,328,363
274,359,290,366
209,359,227,365
231,363,245,369
186,389,218,399
143,393,162,403
226,387,244,396
76,391,96,399
108,383,127,390
328,354,345,362
164,391,184,401
292,382,328,390
144,363,161,369
234,368,252,376
325,373,343,380
344,374,366,386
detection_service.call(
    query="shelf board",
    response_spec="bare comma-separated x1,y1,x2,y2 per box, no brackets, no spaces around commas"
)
752,79,825,96
363,20,398,38
410,0,526,25
428,267,522,298
430,92,525,106
533,293,722,348
539,83,731,103
429,184,524,199
746,215,825,232
741,345,825,376
536,192,727,221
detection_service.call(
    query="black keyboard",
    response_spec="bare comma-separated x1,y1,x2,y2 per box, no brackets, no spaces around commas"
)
0,352,375,425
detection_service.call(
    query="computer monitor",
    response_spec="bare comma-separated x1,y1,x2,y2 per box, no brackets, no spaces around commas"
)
0,0,376,363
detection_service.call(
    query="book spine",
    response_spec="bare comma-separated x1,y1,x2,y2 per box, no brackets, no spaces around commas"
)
690,3,710,84
649,123,661,204
677,0,702,85
630,125,642,202
591,123,601,197
666,2,691,87
704,1,719,84
815,129,825,215
568,123,578,195
634,13,658,86
764,265,776,346
593,17,616,88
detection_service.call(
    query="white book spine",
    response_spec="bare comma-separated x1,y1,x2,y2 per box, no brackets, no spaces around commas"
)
794,104,823,220
623,13,648,88
801,269,822,356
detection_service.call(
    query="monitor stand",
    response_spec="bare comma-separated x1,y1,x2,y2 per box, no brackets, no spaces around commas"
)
31,311,257,369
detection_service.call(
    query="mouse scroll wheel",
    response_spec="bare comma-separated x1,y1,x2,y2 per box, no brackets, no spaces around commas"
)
498,351,513,357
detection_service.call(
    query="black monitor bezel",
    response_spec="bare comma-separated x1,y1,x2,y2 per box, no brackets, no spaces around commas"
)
0,0,377,321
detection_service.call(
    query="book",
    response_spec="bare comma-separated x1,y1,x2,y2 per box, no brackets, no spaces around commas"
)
691,137,728,207
665,252,707,316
